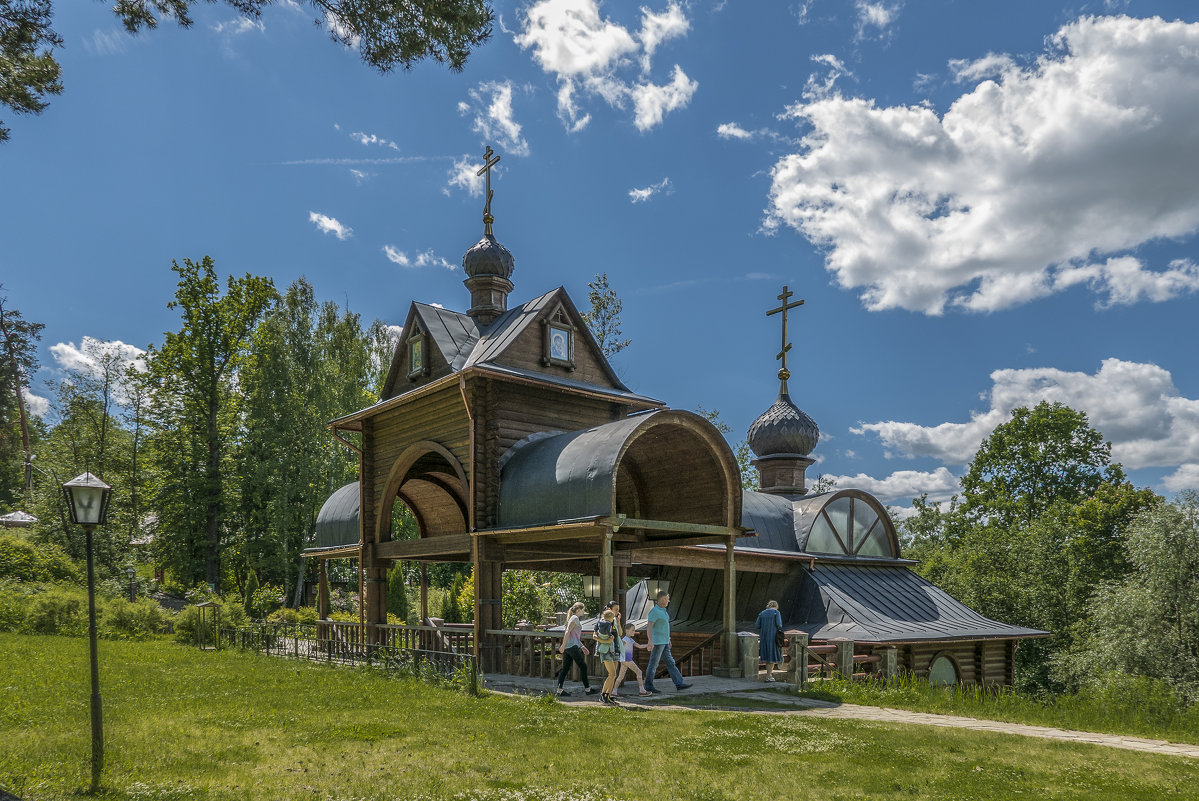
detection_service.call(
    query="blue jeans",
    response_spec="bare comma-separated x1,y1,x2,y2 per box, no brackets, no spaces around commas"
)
645,642,685,690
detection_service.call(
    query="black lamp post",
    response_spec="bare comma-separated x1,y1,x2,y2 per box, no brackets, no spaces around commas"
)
62,472,113,794
125,566,136,603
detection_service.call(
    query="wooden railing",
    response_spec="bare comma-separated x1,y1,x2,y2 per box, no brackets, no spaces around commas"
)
487,629,566,678
373,622,474,655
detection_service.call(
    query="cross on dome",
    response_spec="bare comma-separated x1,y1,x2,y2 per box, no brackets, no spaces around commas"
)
766,285,804,389
476,146,501,236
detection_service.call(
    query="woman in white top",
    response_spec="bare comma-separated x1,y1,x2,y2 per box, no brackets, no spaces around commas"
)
555,601,596,696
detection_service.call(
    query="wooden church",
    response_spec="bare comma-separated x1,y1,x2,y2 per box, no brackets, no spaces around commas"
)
308,148,1046,686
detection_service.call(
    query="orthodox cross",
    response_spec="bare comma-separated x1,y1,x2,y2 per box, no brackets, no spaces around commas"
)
766,285,804,383
476,145,501,235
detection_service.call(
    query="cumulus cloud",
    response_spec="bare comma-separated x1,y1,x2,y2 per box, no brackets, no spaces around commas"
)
460,81,530,156
445,155,488,197
50,337,146,378
766,15,1199,314
350,131,399,150
309,211,353,240
628,177,673,203
24,391,49,418
717,122,754,140
383,246,455,270
854,1,901,40
949,52,1017,83
853,358,1199,471
825,466,960,503
212,17,265,36
1162,464,1199,492
515,0,696,131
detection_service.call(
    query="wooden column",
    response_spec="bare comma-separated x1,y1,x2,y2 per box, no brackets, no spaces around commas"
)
362,542,387,643
598,529,614,606
420,562,429,623
878,645,897,678
317,559,329,641
790,632,809,691
472,537,503,673
714,537,741,677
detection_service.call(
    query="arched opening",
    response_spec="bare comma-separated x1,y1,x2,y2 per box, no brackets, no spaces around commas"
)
928,653,961,686
615,421,735,527
377,441,469,543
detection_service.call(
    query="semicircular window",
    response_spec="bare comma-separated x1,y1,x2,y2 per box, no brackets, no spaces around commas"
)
804,496,896,558
928,655,959,686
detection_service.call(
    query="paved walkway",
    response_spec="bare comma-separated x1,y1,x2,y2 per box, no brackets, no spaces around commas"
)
481,673,1199,760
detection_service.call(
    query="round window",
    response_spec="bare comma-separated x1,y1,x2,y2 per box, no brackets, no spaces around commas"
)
928,655,959,686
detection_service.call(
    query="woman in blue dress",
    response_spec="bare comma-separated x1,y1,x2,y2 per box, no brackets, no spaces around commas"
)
756,600,784,681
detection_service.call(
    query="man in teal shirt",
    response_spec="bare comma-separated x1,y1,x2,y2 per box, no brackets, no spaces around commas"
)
644,590,691,693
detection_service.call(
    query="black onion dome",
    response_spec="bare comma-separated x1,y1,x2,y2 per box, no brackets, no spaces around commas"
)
462,233,514,279
747,392,820,457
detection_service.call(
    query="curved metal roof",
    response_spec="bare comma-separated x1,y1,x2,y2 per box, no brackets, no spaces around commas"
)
497,409,740,530
314,483,360,548
736,488,901,560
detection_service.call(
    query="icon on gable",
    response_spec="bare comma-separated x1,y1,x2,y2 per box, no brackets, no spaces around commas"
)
541,306,576,371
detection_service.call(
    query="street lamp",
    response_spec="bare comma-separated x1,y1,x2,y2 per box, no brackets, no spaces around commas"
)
581,574,601,599
62,471,113,794
125,567,137,603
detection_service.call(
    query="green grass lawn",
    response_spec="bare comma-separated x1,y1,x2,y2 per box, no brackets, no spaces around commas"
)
1,634,1196,801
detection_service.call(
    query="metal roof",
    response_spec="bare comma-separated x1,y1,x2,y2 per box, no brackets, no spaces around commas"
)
793,563,1049,643
735,488,902,561
314,483,360,548
412,302,479,371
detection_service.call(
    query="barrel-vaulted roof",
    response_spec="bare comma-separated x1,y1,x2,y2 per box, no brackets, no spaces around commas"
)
494,409,742,532
737,488,901,561
313,483,360,549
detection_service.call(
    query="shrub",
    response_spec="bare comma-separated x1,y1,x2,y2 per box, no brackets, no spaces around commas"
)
174,599,249,644
0,581,32,632
25,585,88,636
267,606,318,625
100,597,171,639
243,570,259,618
0,534,81,584
251,584,286,619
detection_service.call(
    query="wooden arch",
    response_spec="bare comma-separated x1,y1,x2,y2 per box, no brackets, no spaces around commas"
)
376,440,469,543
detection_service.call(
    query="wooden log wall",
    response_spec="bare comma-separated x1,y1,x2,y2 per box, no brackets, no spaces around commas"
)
489,310,619,391
895,639,1012,685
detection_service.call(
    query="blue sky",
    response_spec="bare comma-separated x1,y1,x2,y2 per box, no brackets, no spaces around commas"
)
4,0,1199,509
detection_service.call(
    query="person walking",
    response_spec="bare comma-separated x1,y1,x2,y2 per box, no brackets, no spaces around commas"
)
594,608,623,705
644,590,691,693
555,601,597,697
756,600,784,681
613,621,650,697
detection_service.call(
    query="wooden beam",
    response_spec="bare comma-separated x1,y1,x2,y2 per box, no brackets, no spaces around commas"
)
376,534,472,559
631,546,791,574
619,534,730,550
599,516,746,537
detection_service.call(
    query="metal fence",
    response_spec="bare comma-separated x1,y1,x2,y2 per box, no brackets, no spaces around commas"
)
213,621,478,694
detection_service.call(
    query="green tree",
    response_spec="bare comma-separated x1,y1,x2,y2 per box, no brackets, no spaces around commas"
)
581,273,631,358
0,1,61,142
243,568,259,618
696,405,757,490
1062,492,1199,702
959,401,1124,528
143,257,275,588
0,285,43,507
386,562,409,622
2,1,491,142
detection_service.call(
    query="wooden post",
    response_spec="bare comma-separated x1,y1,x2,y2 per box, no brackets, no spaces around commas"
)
420,562,429,623
713,537,741,677
317,560,329,643
878,645,897,678
835,640,854,678
599,529,614,606
790,632,808,691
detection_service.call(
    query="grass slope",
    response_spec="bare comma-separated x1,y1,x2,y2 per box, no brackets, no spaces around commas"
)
1,634,1195,801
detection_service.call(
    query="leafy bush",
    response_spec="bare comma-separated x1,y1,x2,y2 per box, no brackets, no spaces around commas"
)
251,583,286,619
100,597,171,639
25,585,88,635
267,606,318,625
0,534,81,584
0,581,33,632
174,599,248,644
243,570,259,618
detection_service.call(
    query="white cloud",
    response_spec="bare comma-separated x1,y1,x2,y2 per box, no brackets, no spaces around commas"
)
628,177,673,203
84,29,135,56
515,0,696,132
825,467,960,503
50,337,146,378
212,17,265,36
445,155,488,197
461,81,530,156
630,65,698,131
1163,464,1199,492
949,52,1017,83
24,391,49,418
324,9,362,49
802,53,851,101
717,122,754,140
309,211,353,240
349,168,372,184
383,246,455,270
853,358,1199,471
350,131,399,151
767,15,1199,314
854,1,901,40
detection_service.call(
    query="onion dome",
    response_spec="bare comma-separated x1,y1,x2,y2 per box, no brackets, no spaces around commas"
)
462,233,515,279
747,390,820,458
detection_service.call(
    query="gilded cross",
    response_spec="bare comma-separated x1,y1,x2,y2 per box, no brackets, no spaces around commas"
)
476,146,501,235
766,285,804,382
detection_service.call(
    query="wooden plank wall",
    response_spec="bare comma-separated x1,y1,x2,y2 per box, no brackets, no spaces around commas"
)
896,639,1012,685
490,310,621,392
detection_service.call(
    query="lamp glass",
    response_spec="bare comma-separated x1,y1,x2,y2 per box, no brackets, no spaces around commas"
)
62,472,113,526
653,578,671,597
582,575,601,599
